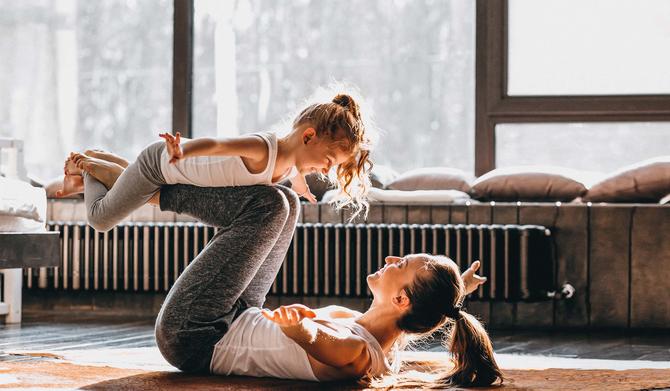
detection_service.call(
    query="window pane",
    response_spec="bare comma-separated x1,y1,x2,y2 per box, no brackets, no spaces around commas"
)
0,0,173,180
496,123,670,173
193,0,475,174
508,0,670,96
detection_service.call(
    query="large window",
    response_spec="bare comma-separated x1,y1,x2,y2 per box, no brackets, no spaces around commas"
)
475,0,670,176
507,0,670,96
496,122,670,172
0,0,173,181
192,0,476,174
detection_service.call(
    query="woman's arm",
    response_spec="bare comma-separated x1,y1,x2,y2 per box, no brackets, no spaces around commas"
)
263,304,371,375
462,260,487,295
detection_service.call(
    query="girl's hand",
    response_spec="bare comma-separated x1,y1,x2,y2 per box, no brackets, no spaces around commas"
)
159,132,183,164
290,174,318,204
300,187,318,204
262,304,317,328
462,260,487,295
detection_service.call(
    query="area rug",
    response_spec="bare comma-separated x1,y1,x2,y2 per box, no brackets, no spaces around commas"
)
1,351,669,390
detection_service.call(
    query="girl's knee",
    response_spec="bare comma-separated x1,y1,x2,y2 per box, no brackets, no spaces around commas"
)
256,186,290,219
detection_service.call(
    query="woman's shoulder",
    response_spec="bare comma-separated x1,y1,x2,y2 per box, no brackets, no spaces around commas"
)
314,305,363,319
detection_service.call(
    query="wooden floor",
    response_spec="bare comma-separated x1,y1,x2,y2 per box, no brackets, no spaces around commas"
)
2,310,670,363
0,312,155,363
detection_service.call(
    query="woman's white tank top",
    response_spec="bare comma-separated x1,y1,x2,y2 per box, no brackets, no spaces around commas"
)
159,132,296,187
209,307,391,381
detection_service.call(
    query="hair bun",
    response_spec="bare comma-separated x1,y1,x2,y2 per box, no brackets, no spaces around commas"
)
332,94,361,120
332,94,351,107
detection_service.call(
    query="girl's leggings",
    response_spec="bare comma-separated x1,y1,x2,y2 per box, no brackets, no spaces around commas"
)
83,141,166,232
152,183,300,373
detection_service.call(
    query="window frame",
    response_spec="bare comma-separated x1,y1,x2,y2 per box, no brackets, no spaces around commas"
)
172,0,194,139
173,0,670,175
474,0,670,176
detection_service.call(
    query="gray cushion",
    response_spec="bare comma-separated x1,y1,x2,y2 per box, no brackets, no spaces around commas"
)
387,167,473,192
304,174,335,201
369,164,398,190
471,166,598,202
584,157,670,203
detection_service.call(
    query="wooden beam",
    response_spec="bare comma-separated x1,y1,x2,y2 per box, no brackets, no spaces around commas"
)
172,0,194,138
475,0,505,176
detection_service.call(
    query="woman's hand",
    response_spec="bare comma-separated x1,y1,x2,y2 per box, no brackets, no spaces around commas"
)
262,304,317,328
159,132,183,164
462,260,487,295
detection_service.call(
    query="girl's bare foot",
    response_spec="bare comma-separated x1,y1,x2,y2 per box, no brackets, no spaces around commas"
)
72,153,125,190
148,191,160,206
84,149,130,168
64,153,82,176
55,175,84,198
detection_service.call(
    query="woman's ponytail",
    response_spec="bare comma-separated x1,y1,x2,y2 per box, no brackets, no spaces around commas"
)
441,311,502,387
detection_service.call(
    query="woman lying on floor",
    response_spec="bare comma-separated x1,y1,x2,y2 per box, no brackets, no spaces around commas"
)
70,151,502,388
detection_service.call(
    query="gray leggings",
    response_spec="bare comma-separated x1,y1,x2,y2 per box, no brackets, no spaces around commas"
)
83,141,166,232
153,183,300,373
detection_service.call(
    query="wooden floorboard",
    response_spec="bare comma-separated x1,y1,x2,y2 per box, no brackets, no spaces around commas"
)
1,311,670,362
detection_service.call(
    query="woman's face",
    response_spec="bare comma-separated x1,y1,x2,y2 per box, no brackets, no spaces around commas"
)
366,254,430,304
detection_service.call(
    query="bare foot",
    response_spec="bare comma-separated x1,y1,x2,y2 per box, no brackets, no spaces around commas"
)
73,153,125,190
84,149,130,168
55,175,84,198
148,191,160,206
64,153,83,176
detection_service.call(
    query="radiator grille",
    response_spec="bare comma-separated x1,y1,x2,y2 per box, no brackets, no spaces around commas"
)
26,222,553,301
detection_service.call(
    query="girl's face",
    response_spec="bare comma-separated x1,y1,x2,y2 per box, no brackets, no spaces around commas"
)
296,128,351,175
367,255,430,308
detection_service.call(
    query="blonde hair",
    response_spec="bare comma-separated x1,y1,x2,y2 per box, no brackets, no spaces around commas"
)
292,92,374,220
367,254,503,388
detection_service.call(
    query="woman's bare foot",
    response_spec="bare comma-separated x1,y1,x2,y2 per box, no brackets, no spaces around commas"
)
55,175,84,198
72,153,125,190
64,153,82,176
84,149,130,168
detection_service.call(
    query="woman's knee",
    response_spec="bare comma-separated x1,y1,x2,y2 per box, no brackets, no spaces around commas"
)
275,185,300,213
275,185,300,225
253,186,290,222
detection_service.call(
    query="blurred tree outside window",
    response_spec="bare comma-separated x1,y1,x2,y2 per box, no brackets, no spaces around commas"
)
193,0,476,175
0,0,173,181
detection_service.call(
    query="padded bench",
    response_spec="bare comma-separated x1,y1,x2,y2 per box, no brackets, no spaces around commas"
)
0,232,60,323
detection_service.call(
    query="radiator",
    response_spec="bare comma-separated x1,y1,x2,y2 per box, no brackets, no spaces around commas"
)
26,222,554,301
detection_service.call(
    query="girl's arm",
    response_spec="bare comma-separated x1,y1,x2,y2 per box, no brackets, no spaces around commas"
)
289,174,317,204
263,304,371,375
160,132,267,163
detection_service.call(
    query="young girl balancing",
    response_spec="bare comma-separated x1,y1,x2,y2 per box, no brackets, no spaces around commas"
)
67,93,372,232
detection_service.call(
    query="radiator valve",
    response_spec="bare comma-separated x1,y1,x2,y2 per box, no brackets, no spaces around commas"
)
547,282,575,300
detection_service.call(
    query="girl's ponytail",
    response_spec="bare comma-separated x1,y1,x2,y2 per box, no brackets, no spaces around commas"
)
442,310,502,387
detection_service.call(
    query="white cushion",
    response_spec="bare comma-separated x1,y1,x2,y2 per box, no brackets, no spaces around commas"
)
0,177,47,222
